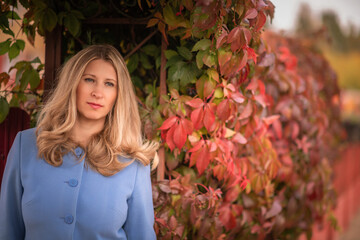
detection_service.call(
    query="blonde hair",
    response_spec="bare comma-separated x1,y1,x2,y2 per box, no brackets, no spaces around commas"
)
36,45,158,176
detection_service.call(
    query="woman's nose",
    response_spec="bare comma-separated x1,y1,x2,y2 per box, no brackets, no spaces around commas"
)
91,86,103,98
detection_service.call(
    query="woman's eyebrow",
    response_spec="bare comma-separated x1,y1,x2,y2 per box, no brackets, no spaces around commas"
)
82,73,116,82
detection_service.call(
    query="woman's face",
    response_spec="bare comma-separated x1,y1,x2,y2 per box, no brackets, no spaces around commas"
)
76,59,118,126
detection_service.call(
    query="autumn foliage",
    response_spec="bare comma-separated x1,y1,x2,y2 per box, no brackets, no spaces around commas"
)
144,1,342,239
0,0,343,239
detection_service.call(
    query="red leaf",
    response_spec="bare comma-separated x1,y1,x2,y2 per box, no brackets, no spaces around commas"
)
256,11,267,31
181,118,194,135
218,203,236,230
254,94,267,108
225,186,240,202
246,78,258,92
203,104,216,132
191,107,204,130
233,132,247,144
216,30,228,49
158,116,178,130
291,122,300,139
263,115,280,126
272,119,282,139
227,26,241,44
197,146,210,174
186,98,204,108
166,126,176,151
173,122,187,150
239,101,253,120
242,28,252,44
265,200,282,219
216,99,230,121
246,47,257,64
218,50,232,75
231,92,245,103
245,8,258,19
189,140,204,153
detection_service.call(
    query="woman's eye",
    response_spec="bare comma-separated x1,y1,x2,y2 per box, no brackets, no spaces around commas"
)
85,78,94,83
105,82,115,87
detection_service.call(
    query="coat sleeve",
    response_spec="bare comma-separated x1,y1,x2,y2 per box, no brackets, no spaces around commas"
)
123,162,156,240
0,132,25,239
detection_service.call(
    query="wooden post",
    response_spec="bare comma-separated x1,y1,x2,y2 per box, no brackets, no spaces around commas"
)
157,36,167,181
44,26,62,101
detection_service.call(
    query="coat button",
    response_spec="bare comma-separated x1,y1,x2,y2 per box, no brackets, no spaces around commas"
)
75,148,83,158
64,215,74,224
68,179,78,187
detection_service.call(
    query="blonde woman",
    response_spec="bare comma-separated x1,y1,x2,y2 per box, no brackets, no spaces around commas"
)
0,45,158,239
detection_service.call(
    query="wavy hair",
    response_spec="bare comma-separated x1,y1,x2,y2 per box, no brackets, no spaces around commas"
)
36,45,158,176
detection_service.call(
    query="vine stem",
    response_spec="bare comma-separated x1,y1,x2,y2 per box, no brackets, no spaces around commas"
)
157,35,167,181
124,30,158,60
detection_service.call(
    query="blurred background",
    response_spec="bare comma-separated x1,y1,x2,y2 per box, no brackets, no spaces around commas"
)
271,1,360,239
271,0,360,139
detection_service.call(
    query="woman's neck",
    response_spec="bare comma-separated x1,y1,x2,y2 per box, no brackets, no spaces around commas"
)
71,119,104,146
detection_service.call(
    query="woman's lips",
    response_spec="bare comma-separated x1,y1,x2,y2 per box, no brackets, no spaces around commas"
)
87,102,103,109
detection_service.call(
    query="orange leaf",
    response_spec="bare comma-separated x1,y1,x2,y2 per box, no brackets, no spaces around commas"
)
146,18,159,28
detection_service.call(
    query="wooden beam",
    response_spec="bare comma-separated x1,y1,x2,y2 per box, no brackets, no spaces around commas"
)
84,18,148,25
44,26,62,101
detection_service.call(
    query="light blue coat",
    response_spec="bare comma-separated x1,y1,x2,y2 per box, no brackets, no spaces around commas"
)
0,128,156,240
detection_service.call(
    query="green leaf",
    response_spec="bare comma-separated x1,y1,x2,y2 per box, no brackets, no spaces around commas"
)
140,52,153,69
0,14,10,29
180,64,198,88
165,55,183,69
0,97,10,123
19,0,30,8
177,46,192,61
16,39,25,51
64,14,80,36
0,39,11,55
192,39,212,52
28,69,41,89
20,69,32,90
163,4,177,27
71,10,85,20
165,50,178,60
127,53,139,74
196,50,206,69
6,11,21,20
43,8,58,32
15,68,25,85
3,29,15,37
8,42,20,61
31,57,42,64
142,44,159,57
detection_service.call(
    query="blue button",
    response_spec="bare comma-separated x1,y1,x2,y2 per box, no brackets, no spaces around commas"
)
75,148,83,157
64,215,74,224
68,179,78,187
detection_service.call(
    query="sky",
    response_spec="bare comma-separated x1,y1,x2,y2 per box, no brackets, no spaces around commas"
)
270,0,360,32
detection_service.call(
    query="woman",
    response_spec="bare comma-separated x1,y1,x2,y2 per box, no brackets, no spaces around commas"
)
0,45,158,239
